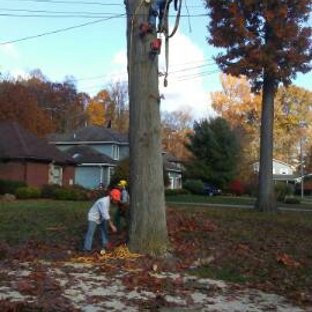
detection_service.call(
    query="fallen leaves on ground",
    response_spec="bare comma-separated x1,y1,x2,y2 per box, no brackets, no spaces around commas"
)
0,206,311,310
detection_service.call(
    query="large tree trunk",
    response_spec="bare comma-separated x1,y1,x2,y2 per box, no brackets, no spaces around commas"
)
255,72,277,213
126,0,169,255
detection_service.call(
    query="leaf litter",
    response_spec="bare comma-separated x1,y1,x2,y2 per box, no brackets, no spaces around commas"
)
0,207,311,311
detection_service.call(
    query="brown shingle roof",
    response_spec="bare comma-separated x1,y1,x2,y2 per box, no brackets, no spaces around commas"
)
0,122,73,164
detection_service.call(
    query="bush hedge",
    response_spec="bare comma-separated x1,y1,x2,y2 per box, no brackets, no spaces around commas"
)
184,179,204,195
41,184,61,198
54,186,88,201
283,196,300,204
275,183,294,202
165,188,189,196
0,179,27,195
15,187,41,199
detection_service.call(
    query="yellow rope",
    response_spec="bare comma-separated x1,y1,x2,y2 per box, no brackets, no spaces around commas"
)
71,245,142,264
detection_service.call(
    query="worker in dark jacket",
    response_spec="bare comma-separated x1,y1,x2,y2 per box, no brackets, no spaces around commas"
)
114,180,129,232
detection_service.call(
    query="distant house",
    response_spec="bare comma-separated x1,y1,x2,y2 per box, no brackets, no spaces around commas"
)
0,122,75,188
253,159,299,184
163,153,183,190
49,125,183,190
49,125,129,189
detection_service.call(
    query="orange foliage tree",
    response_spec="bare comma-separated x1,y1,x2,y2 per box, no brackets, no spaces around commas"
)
206,0,312,212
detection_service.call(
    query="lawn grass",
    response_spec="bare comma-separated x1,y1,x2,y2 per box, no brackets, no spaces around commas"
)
170,205,312,304
0,199,311,306
166,193,312,210
0,200,89,247
166,194,256,205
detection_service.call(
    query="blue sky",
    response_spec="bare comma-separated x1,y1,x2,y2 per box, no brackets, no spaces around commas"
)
0,0,311,118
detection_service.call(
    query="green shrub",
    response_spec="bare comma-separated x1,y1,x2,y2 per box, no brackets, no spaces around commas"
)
0,179,27,195
15,187,41,199
184,179,204,195
54,186,88,201
275,183,294,202
284,196,300,204
41,184,61,198
165,188,189,196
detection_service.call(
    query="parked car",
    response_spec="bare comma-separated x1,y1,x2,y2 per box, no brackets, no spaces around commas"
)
203,183,222,196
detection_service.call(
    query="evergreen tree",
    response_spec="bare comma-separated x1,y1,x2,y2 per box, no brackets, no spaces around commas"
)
186,117,240,189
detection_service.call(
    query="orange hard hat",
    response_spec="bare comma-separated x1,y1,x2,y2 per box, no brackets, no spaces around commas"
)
110,188,121,202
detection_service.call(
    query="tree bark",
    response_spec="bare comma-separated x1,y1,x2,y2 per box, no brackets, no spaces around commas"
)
255,72,277,213
126,0,169,255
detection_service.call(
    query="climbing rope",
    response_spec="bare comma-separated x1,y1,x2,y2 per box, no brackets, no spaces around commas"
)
162,0,183,87
73,245,142,264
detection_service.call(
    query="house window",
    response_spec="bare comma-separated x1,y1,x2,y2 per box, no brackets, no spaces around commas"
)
112,145,119,160
49,164,63,185
107,167,115,185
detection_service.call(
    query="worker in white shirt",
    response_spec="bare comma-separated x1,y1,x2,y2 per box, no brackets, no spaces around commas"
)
83,189,119,253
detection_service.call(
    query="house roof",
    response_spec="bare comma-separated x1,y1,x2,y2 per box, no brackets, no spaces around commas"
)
48,125,128,144
66,145,116,165
163,153,182,172
0,122,74,164
273,174,300,182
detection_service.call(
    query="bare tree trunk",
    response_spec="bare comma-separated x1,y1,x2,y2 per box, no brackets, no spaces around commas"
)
126,0,169,255
256,72,277,213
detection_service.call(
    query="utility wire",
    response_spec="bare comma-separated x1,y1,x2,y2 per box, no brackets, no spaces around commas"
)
169,62,217,74
76,62,217,82
0,7,117,14
0,13,119,18
176,70,220,81
79,69,220,93
0,13,125,45
1,0,204,7
0,12,208,19
0,0,123,6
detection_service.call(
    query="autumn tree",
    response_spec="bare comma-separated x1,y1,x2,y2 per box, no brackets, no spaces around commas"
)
107,81,129,133
126,0,169,255
211,74,261,181
22,72,88,133
87,82,129,132
206,0,312,212
87,90,110,127
161,109,193,160
0,79,54,137
274,86,312,164
212,75,312,173
185,117,241,189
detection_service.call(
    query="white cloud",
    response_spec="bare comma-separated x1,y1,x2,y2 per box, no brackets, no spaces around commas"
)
159,31,215,119
112,50,127,67
107,31,216,119
0,43,19,59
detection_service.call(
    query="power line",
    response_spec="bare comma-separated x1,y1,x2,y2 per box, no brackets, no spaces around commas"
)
0,0,123,6
169,62,217,74
77,69,221,92
0,13,125,45
176,69,220,81
0,7,118,14
1,0,204,7
75,62,217,82
0,13,119,18
0,11,208,19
